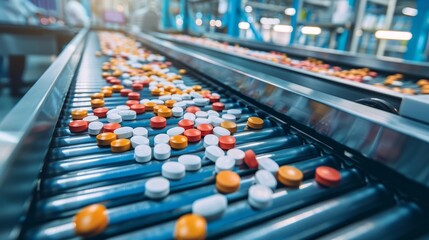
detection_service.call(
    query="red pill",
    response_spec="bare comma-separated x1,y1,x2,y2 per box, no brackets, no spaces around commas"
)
110,79,121,85
150,116,167,129
93,108,108,118
130,104,145,114
128,92,140,100
120,89,132,97
126,100,140,107
197,124,213,136
103,123,121,132
244,150,258,168
178,119,194,130
186,106,201,114
219,136,236,150
212,102,225,111
132,83,143,91
142,79,150,86
184,129,202,142
69,120,88,133
209,95,220,103
315,166,341,187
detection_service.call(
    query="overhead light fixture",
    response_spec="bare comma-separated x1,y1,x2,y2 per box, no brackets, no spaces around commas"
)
209,20,216,26
301,26,321,35
260,17,280,25
195,19,202,26
215,20,222,27
176,19,183,26
375,30,412,40
273,24,293,33
238,22,250,30
284,8,296,16
245,5,253,13
402,7,418,17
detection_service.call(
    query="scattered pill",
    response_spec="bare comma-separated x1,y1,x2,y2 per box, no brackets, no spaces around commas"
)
150,116,167,129
172,106,184,117
227,109,242,119
222,114,236,122
120,89,132,97
88,121,103,135
71,109,88,120
218,135,236,150
192,194,227,220
178,119,194,130
133,127,148,137
145,177,170,199
216,170,240,193
257,157,279,174
315,166,341,187
184,129,202,143
154,143,171,160
134,145,152,163
118,110,137,121
130,104,145,114
170,135,188,150
244,150,258,168
114,127,133,139
277,166,303,188
184,112,196,121
194,98,210,106
212,102,225,111
255,169,277,190
215,156,235,172
220,121,237,134
203,134,219,148
248,184,273,209
247,117,264,129
197,123,213,136
174,214,207,240
130,136,149,148
110,139,131,152
195,111,208,118
186,106,201,114
74,204,108,237
205,145,224,162
227,148,245,165
178,154,202,171
107,113,122,123
116,105,130,111
162,162,186,180
96,132,117,146
213,126,230,137
83,115,99,123
158,107,173,118
211,117,225,127
93,107,108,118
167,127,185,136
69,120,88,133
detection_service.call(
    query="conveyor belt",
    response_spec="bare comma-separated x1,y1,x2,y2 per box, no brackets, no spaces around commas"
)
11,31,429,239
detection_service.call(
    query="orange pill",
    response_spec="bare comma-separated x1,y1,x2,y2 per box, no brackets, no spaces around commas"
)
216,170,240,193
91,93,104,100
101,86,113,92
91,99,105,108
170,135,188,149
154,104,167,114
174,214,206,240
165,99,176,108
179,69,187,75
112,85,124,93
158,107,173,118
144,102,156,111
247,117,264,129
96,132,117,146
192,85,202,91
110,139,131,152
277,166,303,187
101,89,112,97
71,109,88,120
220,121,237,134
74,204,108,237
151,88,161,96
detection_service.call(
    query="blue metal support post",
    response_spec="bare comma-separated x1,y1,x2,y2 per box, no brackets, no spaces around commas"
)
289,0,300,44
404,0,429,61
162,0,172,29
180,0,189,32
227,0,241,37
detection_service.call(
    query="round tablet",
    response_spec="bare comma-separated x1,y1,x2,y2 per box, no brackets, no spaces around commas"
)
126,101,141,108
184,112,196,121
257,157,279,174
255,169,277,190
205,145,224,162
120,89,132,97
71,109,88,120
128,92,140,100
197,124,213,136
74,204,108,237
165,100,177,108
172,106,184,117
192,194,227,220
130,136,149,148
93,108,108,118
220,121,237,134
158,107,173,118
91,93,104,100
227,148,245,165
213,127,230,137
212,102,225,111
216,171,240,193
110,139,131,152
195,111,209,118
247,117,264,129
91,99,104,109
203,134,219,148
162,162,186,180
178,155,202,171
207,110,220,117
153,105,167,114
118,110,137,121
277,166,303,188
174,214,207,240
107,109,119,116
215,156,235,172
101,89,112,97
134,145,152,163
244,150,258,168
133,127,148,137
116,105,130,111
154,143,171,160
83,115,99,123
167,127,185,136
173,102,187,109
130,104,145,114
178,119,194,130
143,102,156,111
194,98,210,106
114,126,133,139
170,135,188,150
315,166,341,187
248,184,273,209
69,120,88,133
209,95,220,103
96,133,117,146
211,117,225,127
227,109,242,119
218,136,236,150
145,177,170,199
182,129,200,143
88,121,103,135
150,116,167,129
154,133,170,145
132,83,143,91
195,118,211,126
186,106,201,114
103,123,121,133
222,114,236,122
107,113,122,123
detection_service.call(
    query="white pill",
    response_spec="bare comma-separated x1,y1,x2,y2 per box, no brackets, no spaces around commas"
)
363,76,372,81
195,111,208,118
204,134,219,148
255,170,277,190
181,93,191,100
159,95,171,101
183,100,195,107
172,96,183,102
131,136,149,148
107,113,122,123
123,79,133,87
227,109,242,119
122,73,130,78
162,162,186,180
167,127,185,136
88,121,103,135
211,117,225,127
248,184,273,209
205,145,224,162
140,99,151,104
134,145,152,163
227,148,245,165
194,98,210,106
191,92,202,99
207,110,220,117
118,110,136,121
184,112,196,121
178,155,202,171
116,105,130,111
222,114,236,122
154,143,171,160
215,156,235,172
195,118,211,126
212,93,220,97
213,127,230,137
133,127,148,137
145,177,170,199
107,109,119,116
114,126,133,139
391,81,403,87
192,194,227,220
257,157,279,174
83,115,99,123
172,107,184,117
174,102,187,109
151,99,164,105
154,134,170,145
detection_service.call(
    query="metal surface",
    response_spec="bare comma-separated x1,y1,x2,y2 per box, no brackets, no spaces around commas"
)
138,32,429,191
0,27,89,239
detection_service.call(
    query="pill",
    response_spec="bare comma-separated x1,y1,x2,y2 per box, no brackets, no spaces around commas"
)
112,84,124,92
96,132,117,146
107,113,122,123
71,109,88,120
88,121,103,135
195,118,211,126
171,96,182,102
133,127,148,137
130,104,145,114
107,109,119,116
113,126,133,139
227,109,242,119
183,100,195,107
205,145,224,162
101,89,112,97
170,135,188,149
222,114,236,122
69,120,88,133
83,115,99,123
172,106,184,117
158,107,173,118
174,102,187,109
255,169,277,189
227,148,245,165
120,89,132,97
153,133,169,145
74,204,108,237
91,93,104,100
174,214,206,240
203,134,219,148
145,177,170,199
247,117,264,129
159,95,171,101
150,116,167,129
154,143,171,160
212,102,225,111
218,135,236,150
220,121,237,134
184,112,196,121
128,92,140,100
277,166,303,187
248,184,273,209
91,99,105,108
192,194,227,220
216,170,240,193
178,119,194,130
194,98,210,106
118,110,137,121
178,154,202,171
162,162,186,180
184,129,202,142
130,136,149,148
209,95,220,103
244,150,258,168
132,83,143,91
257,157,279,174
143,101,156,111
213,126,230,137
110,139,131,152
211,117,225,127
215,156,235,172
186,106,201,114
167,127,185,136
134,145,152,163
190,92,202,98
153,105,167,114
207,110,220,117
93,107,108,118
103,123,120,133
197,124,213,136
195,111,208,118
116,105,130,111
315,166,341,187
